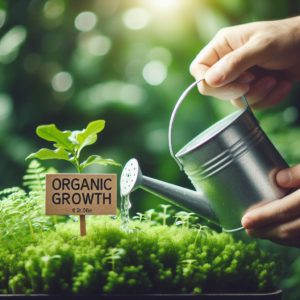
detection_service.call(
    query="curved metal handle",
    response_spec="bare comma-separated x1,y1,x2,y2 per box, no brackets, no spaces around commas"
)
168,79,249,170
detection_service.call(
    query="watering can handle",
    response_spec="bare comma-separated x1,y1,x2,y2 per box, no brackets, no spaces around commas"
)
168,79,249,170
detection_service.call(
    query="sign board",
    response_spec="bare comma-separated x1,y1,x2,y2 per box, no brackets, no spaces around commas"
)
46,174,117,216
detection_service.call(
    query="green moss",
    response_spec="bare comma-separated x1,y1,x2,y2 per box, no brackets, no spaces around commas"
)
0,217,280,295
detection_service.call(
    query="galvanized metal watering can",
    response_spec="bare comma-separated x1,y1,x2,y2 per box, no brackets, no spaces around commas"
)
120,79,290,232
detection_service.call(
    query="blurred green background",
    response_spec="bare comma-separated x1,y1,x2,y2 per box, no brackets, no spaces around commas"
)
1,0,300,298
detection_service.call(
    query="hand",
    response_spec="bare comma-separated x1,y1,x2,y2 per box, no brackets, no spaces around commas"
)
241,164,300,247
190,16,300,109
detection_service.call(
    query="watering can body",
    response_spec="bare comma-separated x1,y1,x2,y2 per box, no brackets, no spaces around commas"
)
175,106,289,231
121,80,290,232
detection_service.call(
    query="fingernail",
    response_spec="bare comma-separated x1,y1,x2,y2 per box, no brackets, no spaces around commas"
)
276,169,292,186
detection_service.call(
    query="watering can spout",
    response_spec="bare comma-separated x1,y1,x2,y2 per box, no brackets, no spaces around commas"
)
120,158,219,225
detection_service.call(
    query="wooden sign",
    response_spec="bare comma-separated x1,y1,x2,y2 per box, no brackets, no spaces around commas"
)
46,174,117,236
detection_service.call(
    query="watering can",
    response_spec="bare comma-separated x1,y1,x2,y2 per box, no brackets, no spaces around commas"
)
120,79,290,232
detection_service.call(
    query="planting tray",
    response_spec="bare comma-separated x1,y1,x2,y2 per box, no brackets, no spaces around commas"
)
0,290,283,300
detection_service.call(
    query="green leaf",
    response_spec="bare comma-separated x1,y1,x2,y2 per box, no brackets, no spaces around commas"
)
75,120,106,153
36,124,73,151
80,155,121,170
26,148,69,161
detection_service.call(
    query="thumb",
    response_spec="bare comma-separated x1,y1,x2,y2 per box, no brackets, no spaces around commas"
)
205,41,265,87
276,165,300,188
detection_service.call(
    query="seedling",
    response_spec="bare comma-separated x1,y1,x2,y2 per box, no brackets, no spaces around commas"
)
27,120,120,173
174,211,197,228
158,204,171,226
104,247,125,271
27,120,120,236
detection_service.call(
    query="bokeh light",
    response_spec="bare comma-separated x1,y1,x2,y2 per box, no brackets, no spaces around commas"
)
0,93,12,121
0,26,27,63
86,35,111,56
148,47,172,66
0,9,6,29
51,71,73,93
74,11,97,32
85,81,145,108
122,7,151,30
142,61,167,86
43,0,65,20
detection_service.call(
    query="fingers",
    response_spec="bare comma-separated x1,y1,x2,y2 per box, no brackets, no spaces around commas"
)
190,27,292,107
242,167,300,247
241,189,300,229
193,67,254,101
277,164,300,188
235,72,255,84
197,80,250,100
204,41,266,87
251,80,292,109
190,31,233,78
190,64,209,82
245,77,277,105
246,217,300,248
230,78,292,109
231,76,276,107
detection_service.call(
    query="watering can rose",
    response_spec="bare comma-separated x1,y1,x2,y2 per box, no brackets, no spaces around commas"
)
46,174,117,215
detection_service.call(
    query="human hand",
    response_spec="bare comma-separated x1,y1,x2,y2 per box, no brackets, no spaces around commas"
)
190,16,300,108
241,164,300,247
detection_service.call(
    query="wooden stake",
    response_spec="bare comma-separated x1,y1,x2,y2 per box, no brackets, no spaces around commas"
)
80,215,86,236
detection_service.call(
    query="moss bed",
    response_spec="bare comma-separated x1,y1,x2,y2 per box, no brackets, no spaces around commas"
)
0,217,279,295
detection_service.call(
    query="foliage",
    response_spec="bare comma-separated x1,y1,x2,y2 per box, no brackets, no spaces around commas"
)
0,187,49,251
27,120,121,173
0,217,280,295
0,160,57,248
23,160,56,195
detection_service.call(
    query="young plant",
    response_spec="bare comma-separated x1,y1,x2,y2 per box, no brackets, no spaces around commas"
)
174,211,197,228
26,120,120,173
158,204,171,226
104,248,125,271
132,212,146,223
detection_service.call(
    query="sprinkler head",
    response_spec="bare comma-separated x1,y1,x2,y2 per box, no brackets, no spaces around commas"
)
120,158,143,196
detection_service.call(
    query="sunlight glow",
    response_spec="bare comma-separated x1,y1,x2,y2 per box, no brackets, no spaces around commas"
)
142,0,183,11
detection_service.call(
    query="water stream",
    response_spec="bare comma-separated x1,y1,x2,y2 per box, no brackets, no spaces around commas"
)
120,194,132,231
